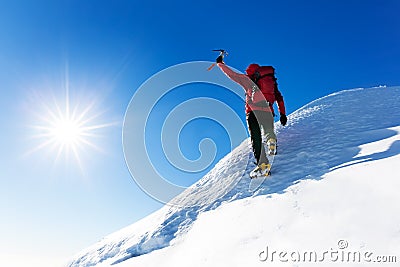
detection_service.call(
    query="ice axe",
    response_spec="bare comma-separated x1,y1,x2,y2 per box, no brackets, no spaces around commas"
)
207,49,228,71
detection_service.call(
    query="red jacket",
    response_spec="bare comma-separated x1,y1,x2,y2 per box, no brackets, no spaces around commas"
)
217,63,286,115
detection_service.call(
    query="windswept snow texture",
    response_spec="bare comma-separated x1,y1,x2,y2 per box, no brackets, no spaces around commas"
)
69,86,400,267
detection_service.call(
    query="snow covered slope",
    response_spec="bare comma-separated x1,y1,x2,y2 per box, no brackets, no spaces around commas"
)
68,86,400,267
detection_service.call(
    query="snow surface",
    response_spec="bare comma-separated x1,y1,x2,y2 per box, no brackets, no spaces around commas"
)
68,86,400,267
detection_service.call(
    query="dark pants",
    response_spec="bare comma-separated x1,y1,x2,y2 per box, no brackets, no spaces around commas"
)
247,110,276,164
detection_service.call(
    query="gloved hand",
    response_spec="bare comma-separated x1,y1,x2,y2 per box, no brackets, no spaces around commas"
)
280,113,287,126
216,55,224,63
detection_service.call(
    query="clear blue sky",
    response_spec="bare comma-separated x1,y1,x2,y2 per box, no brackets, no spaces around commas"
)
0,0,399,266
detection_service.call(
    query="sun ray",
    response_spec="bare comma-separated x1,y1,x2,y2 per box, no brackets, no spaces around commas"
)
71,143,84,172
24,137,56,157
80,122,119,132
77,136,104,153
77,108,107,127
55,142,65,164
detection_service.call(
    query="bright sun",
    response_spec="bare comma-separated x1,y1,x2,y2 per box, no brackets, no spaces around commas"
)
27,85,113,168
51,119,82,145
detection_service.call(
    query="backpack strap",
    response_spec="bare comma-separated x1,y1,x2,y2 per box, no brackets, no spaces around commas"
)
251,70,276,86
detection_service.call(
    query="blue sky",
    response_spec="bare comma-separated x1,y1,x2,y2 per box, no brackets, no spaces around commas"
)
0,0,399,266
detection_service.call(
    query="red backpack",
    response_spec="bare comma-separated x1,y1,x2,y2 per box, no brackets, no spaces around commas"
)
249,66,278,105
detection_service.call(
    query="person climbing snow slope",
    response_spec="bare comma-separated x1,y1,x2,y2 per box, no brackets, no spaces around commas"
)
216,55,287,177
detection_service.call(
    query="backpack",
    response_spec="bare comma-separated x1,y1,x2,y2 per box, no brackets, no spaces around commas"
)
249,66,278,105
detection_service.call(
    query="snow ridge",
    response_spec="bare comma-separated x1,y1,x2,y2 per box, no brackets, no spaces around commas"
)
68,86,400,267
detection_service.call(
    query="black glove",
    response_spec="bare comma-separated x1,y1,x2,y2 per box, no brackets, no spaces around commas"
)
280,113,287,126
216,55,224,63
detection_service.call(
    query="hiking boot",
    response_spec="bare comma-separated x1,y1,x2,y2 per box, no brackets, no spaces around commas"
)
267,138,277,156
250,162,271,178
